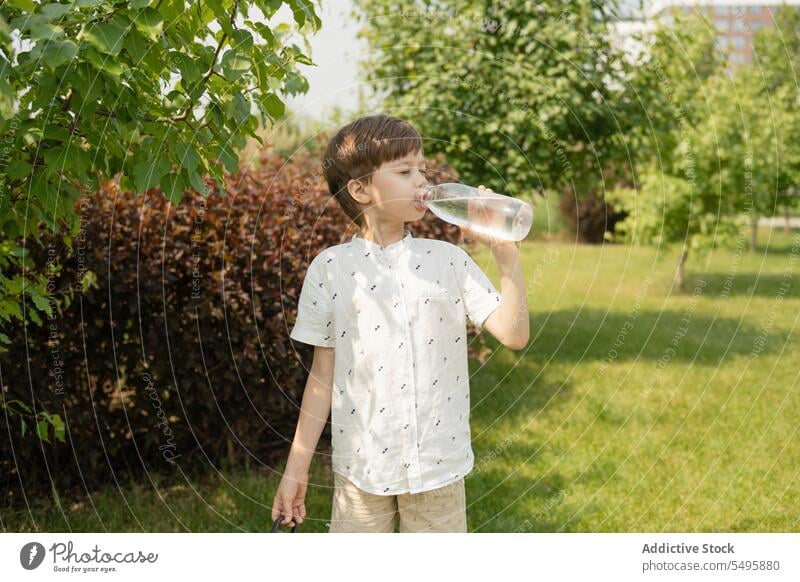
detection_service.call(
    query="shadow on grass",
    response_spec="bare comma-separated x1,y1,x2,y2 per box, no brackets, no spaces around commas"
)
465,352,577,531
526,308,780,365
691,273,798,298
468,465,573,532
462,297,789,531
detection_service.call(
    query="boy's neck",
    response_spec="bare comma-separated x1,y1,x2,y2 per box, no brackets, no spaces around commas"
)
359,224,406,247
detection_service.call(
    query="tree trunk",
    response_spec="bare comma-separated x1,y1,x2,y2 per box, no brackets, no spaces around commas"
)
750,214,759,252
785,205,791,234
675,248,689,292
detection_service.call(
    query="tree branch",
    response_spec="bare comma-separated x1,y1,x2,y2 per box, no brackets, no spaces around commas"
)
173,30,228,122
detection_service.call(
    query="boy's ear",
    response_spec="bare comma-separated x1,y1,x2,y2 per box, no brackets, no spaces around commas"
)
346,178,370,205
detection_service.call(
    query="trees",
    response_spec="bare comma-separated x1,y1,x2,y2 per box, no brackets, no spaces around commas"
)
0,0,321,350
610,8,800,290
750,5,800,236
0,0,321,442
699,74,797,253
607,12,744,290
352,0,630,201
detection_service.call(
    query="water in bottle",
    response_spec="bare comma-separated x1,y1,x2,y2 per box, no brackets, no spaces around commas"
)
415,183,533,242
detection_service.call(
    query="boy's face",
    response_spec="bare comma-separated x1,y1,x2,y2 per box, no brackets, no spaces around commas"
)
351,150,429,224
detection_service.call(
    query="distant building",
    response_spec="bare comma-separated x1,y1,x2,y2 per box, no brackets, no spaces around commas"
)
613,1,800,67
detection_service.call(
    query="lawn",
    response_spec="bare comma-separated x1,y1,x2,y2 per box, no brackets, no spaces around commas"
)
4,227,798,532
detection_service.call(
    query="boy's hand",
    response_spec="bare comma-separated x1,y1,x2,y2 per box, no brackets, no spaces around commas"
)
271,471,308,528
460,185,518,255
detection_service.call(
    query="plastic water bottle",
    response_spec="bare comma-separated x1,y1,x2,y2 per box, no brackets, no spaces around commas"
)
415,183,533,242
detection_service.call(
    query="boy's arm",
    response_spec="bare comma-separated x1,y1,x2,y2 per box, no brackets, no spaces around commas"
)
284,345,335,477
482,243,530,351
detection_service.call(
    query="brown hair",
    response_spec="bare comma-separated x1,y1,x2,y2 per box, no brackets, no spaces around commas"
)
323,114,423,227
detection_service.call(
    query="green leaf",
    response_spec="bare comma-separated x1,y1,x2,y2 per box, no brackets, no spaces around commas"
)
171,142,200,171
230,29,253,51
66,144,92,176
252,22,275,48
49,414,66,443
258,0,284,19
133,7,163,40
2,218,20,238
85,20,128,56
10,245,28,258
288,0,319,30
30,22,66,41
30,172,57,214
21,418,27,437
83,45,124,77
5,275,25,293
0,299,23,321
156,0,184,22
8,0,36,11
122,28,148,62
40,3,73,21
43,123,72,141
221,49,250,82
171,51,201,84
283,71,308,95
263,93,285,119
161,172,185,204
132,156,171,194
293,51,313,66
4,399,31,412
36,420,50,442
209,1,235,37
7,158,32,180
81,270,97,293
41,40,79,70
28,306,43,326
43,146,67,172
226,91,250,124
183,166,208,196
215,141,239,173
26,284,53,317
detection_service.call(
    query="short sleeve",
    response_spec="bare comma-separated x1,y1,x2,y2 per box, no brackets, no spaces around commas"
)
451,245,502,329
289,255,336,348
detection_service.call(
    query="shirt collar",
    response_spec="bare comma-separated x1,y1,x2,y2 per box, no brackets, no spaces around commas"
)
350,229,413,261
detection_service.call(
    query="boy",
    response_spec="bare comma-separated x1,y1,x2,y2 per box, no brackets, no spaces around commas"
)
271,114,529,533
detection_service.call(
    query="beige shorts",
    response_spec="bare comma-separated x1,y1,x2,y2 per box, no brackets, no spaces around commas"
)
328,472,468,533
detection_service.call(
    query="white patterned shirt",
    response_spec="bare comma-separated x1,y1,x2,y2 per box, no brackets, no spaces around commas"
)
289,229,502,495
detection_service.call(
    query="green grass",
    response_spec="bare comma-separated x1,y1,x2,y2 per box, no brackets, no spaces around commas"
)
4,227,799,532
3,462,337,533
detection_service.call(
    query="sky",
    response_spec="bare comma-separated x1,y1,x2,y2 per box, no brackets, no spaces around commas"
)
284,0,365,124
